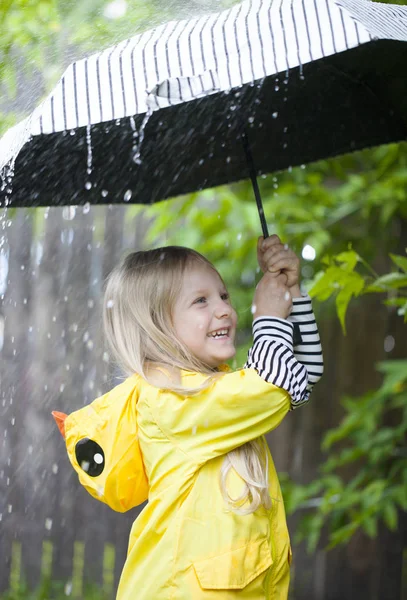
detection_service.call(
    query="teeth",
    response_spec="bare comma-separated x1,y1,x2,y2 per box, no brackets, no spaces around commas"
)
209,329,228,338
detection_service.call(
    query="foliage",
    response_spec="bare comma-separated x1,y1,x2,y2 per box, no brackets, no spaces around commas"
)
280,359,407,551
308,248,407,333
0,578,110,600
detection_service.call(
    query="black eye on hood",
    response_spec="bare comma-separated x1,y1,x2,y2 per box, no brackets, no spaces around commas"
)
75,438,105,477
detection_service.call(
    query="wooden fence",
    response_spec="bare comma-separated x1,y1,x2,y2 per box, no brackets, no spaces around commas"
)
0,205,406,599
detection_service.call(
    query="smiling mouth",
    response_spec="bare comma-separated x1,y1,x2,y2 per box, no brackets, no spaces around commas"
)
207,328,230,339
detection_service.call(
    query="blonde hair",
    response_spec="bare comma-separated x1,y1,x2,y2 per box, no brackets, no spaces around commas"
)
103,246,271,515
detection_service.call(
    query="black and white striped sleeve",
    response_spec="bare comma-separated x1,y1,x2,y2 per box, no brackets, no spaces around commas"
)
288,295,324,406
243,317,310,407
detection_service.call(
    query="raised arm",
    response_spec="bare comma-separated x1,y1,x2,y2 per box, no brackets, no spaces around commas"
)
288,295,323,400
244,272,310,408
255,235,323,407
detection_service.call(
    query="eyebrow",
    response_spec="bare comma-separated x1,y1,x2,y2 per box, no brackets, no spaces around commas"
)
187,287,227,300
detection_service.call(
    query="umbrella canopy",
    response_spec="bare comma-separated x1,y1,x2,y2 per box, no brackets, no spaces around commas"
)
1,0,407,209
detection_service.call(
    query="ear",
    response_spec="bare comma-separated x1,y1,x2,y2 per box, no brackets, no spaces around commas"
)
52,411,68,439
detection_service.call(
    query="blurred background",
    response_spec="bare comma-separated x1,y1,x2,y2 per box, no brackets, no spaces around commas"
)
0,1,406,599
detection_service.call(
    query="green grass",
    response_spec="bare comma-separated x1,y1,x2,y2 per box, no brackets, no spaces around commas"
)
1,540,116,600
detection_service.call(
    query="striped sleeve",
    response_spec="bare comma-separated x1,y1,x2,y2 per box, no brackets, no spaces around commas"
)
243,317,310,407
288,295,324,403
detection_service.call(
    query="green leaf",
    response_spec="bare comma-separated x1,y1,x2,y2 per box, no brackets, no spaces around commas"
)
361,516,378,538
336,274,365,333
335,249,360,271
383,502,398,531
372,272,407,289
390,253,407,273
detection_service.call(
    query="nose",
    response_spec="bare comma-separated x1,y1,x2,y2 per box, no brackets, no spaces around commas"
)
215,299,232,319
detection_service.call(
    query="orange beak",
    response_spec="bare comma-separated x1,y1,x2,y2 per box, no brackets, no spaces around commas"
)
52,411,68,439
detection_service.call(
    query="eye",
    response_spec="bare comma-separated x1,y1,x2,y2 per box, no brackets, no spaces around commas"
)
75,438,105,477
221,293,230,301
194,297,206,304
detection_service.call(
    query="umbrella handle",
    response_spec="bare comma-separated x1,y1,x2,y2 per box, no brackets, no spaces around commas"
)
241,130,269,239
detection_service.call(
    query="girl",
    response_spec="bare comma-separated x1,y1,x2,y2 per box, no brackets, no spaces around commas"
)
53,235,323,600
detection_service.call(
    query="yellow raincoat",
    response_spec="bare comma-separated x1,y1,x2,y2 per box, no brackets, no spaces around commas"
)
56,365,293,599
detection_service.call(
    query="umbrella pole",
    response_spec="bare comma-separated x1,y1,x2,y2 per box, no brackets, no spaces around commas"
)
241,130,269,239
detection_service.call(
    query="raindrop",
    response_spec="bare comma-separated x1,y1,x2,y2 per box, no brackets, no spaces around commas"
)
302,245,316,261
191,425,197,435
106,299,114,308
274,85,280,91
133,107,153,165
226,156,231,164
272,112,278,119
69,130,75,136
198,159,204,166
45,518,53,531
251,304,257,314
82,202,90,214
284,291,291,301
52,464,58,474
384,335,395,353
86,124,93,176
63,207,76,221
237,233,242,241
64,581,73,596
124,189,132,202
101,190,109,198
85,182,92,190
248,116,254,124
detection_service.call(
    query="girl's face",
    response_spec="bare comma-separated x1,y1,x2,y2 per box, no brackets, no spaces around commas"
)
172,262,237,369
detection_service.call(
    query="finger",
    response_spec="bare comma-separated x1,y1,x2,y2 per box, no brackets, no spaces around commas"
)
260,234,281,252
261,244,285,264
262,245,284,261
265,250,298,269
267,256,299,272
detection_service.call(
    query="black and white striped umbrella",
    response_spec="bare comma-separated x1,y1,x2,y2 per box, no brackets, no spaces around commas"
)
1,0,406,215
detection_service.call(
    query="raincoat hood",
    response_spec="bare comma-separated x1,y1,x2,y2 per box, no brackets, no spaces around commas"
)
54,374,149,512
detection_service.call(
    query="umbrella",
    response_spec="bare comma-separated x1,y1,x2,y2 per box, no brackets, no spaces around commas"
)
1,0,407,232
